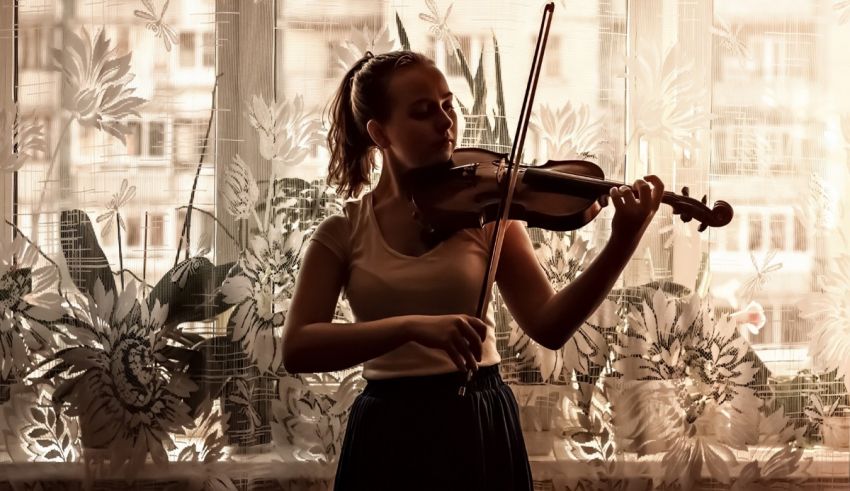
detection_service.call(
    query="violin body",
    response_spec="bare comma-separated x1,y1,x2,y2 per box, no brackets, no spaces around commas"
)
404,147,733,241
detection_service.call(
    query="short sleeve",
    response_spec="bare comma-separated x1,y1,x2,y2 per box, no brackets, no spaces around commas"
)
309,214,351,263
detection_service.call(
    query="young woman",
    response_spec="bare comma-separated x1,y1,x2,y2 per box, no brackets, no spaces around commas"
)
281,50,664,490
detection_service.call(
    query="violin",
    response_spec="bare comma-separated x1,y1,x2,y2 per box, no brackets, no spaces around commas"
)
405,147,733,244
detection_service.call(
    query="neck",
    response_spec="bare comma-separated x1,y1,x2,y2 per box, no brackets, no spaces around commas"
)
370,151,407,207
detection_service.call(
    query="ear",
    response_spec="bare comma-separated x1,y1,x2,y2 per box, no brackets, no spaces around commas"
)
366,119,389,149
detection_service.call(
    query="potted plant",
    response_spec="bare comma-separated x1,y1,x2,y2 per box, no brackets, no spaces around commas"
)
805,393,850,449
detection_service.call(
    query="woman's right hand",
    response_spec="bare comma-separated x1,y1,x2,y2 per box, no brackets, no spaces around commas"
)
403,314,488,373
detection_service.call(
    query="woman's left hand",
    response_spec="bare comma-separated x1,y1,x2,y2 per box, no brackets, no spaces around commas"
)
608,175,665,245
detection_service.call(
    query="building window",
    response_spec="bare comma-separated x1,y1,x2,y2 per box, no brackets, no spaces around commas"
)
748,213,763,250
19,27,49,70
180,32,196,67
173,119,207,165
126,122,143,156
724,216,740,251
148,122,165,156
178,31,214,68
148,213,165,247
202,32,216,67
770,214,786,250
126,215,141,247
793,214,807,252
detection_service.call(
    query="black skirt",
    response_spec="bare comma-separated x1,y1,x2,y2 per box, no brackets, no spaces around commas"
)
333,364,533,491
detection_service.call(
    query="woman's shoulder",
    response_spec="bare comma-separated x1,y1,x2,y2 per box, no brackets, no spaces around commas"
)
312,195,366,242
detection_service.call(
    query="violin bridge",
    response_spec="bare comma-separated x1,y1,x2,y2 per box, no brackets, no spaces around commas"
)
496,158,507,184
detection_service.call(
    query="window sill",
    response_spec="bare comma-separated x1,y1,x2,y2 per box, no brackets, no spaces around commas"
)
0,446,845,484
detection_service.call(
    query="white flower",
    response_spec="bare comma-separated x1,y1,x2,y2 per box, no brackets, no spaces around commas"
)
223,154,259,220
835,0,850,24
530,102,610,160
221,227,307,374
333,26,397,73
0,105,47,173
613,290,762,487
52,279,196,472
245,94,324,166
627,45,712,154
729,301,766,336
51,28,147,143
798,252,850,392
562,299,617,376
0,233,63,381
272,370,364,463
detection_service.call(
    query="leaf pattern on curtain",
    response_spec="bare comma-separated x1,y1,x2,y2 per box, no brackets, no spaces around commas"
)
627,44,712,156
3,0,849,488
0,105,46,173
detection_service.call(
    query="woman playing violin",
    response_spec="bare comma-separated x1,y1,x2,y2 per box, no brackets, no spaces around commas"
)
281,50,665,491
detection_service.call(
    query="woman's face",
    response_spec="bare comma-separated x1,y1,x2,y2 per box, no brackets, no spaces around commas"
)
376,63,458,171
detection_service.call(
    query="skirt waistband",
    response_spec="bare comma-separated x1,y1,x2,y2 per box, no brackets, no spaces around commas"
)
362,364,503,398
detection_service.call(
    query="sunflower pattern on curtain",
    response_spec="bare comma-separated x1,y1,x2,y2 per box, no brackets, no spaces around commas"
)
2,0,849,489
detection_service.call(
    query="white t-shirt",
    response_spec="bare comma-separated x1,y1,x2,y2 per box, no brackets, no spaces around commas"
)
309,192,502,380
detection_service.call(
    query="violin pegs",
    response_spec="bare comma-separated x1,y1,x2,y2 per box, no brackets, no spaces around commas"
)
680,214,692,223
701,195,707,205
698,222,708,233
681,186,690,197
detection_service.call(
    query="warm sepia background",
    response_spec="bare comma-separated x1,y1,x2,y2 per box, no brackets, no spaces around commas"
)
2,0,849,489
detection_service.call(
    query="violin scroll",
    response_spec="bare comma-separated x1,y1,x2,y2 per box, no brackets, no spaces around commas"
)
671,186,734,232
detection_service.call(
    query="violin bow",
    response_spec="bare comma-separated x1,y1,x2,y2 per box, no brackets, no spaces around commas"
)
461,2,555,395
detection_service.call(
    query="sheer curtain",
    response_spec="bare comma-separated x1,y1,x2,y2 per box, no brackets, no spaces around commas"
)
1,0,849,489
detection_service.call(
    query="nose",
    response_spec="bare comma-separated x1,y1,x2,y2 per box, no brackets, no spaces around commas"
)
436,107,454,134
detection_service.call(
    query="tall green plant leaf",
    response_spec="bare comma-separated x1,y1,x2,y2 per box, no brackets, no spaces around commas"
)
59,209,117,300
492,34,511,149
146,257,237,331
395,13,410,51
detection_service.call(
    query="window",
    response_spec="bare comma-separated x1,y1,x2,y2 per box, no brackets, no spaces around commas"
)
126,215,141,247
202,32,216,67
730,207,806,254
148,213,165,247
179,32,196,67
756,28,816,82
178,30,215,68
18,27,48,70
148,122,165,157
770,214,786,250
724,216,740,250
126,122,142,156
114,121,167,159
173,119,207,165
748,213,763,250
793,214,807,252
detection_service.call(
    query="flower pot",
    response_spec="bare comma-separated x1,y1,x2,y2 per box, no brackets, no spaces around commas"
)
821,415,850,449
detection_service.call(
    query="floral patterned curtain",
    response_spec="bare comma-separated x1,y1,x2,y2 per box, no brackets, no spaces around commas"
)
2,0,849,489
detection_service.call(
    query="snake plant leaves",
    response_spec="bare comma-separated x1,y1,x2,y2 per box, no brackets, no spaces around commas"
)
59,209,117,302
146,256,237,331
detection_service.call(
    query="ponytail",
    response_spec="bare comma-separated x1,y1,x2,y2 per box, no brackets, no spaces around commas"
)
325,50,433,199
